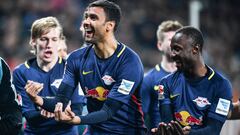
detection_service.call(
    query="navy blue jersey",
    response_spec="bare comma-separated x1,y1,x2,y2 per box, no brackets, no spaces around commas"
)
140,64,171,129
63,42,146,134
159,66,232,129
13,57,85,135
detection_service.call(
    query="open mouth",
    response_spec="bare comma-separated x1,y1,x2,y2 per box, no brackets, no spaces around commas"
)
85,26,94,38
44,50,53,58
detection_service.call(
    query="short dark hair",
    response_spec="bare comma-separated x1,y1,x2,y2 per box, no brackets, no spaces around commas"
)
88,0,121,31
175,26,204,52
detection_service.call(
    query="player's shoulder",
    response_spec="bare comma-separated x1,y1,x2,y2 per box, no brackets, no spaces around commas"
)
162,70,180,80
145,65,159,78
13,58,36,73
207,66,230,84
67,44,92,60
118,42,142,65
121,43,139,58
159,71,181,86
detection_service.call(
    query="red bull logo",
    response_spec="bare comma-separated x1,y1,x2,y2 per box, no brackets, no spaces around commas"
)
87,86,109,101
174,111,203,126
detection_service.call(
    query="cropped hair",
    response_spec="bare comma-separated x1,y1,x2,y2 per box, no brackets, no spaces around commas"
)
175,26,204,52
88,0,121,31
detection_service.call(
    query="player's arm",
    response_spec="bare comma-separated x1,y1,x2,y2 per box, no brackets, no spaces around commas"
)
141,73,161,128
69,87,86,116
140,76,151,120
158,78,174,123
26,81,76,112
54,97,123,125
160,103,174,123
188,117,223,135
228,100,240,120
23,111,43,124
198,78,232,135
150,93,161,128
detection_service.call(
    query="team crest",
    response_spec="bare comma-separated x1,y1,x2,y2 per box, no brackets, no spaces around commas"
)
154,85,164,100
193,96,211,108
102,75,116,85
51,79,62,89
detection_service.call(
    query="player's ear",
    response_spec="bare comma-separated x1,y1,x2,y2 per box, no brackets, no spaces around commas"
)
106,21,115,32
29,39,37,54
192,44,200,55
157,41,163,51
30,38,36,46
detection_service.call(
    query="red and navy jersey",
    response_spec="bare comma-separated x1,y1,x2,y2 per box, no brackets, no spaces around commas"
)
158,65,232,129
13,57,84,135
63,42,146,134
140,64,171,129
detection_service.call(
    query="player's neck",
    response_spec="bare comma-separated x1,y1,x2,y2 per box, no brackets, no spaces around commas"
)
161,55,177,73
186,57,206,78
195,57,207,77
37,56,58,72
94,35,118,59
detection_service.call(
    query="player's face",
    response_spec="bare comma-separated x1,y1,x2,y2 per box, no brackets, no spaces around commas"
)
158,31,176,61
82,7,108,44
32,28,60,63
170,33,195,72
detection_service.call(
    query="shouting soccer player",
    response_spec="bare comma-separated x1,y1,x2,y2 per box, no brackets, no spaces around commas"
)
24,0,146,134
13,17,85,135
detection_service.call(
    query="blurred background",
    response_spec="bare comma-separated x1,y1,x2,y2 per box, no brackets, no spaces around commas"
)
0,0,239,134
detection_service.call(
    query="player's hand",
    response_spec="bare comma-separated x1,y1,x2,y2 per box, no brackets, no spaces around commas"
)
25,80,44,105
54,102,81,125
151,121,186,135
40,109,55,118
182,125,191,135
151,122,168,135
169,121,184,135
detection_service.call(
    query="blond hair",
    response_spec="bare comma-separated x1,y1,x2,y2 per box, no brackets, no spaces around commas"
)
156,20,183,42
30,16,63,44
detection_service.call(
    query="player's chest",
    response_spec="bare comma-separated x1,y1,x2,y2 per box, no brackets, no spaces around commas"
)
25,70,64,91
170,82,214,111
80,55,119,86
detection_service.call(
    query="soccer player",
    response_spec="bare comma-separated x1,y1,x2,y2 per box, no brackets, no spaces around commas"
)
140,20,182,130
152,26,232,135
0,57,22,135
13,17,85,135
24,0,146,134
